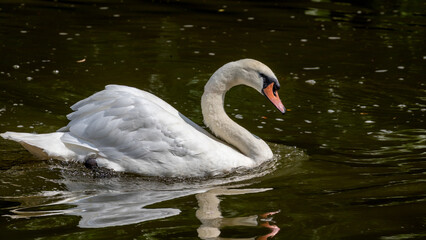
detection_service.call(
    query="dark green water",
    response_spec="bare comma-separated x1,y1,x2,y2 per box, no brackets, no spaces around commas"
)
0,0,425,239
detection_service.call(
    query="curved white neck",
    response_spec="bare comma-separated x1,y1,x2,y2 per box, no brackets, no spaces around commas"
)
201,64,273,162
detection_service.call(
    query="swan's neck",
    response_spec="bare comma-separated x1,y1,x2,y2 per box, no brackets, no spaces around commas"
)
201,67,272,162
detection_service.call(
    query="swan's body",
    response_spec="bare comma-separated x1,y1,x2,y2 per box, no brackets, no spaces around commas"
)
1,59,285,177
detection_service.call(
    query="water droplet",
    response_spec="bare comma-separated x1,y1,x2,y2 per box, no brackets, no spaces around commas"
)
327,109,335,113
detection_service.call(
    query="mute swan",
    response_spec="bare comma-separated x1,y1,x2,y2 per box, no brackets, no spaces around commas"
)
1,59,285,177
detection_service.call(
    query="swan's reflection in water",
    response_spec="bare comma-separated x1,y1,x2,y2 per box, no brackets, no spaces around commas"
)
196,188,280,240
7,185,279,238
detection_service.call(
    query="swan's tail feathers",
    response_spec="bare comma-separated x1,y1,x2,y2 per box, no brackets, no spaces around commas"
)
0,132,75,160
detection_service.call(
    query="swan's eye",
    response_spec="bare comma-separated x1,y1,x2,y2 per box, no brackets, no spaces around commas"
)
260,73,280,91
260,73,270,89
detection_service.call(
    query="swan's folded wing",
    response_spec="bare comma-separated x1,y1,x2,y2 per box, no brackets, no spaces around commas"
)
60,85,216,175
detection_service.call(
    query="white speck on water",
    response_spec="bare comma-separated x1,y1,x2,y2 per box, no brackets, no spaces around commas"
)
183,25,194,28
13,65,20,69
20,30,28,34
380,129,393,134
17,125,24,128
397,104,406,108
375,69,388,73
247,17,255,20
194,51,200,54
303,67,320,70
261,121,266,125
305,80,316,85
328,36,341,40
300,39,308,42
52,70,59,74
397,66,405,69
59,32,68,36
365,120,375,124
274,128,283,132
398,77,404,81
26,76,33,81
113,14,120,18
328,109,335,113
99,6,109,10
235,114,243,119
208,52,215,56
275,118,284,121
257,125,263,129
304,120,312,124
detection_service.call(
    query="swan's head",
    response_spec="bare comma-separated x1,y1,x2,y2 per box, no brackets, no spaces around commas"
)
233,59,286,114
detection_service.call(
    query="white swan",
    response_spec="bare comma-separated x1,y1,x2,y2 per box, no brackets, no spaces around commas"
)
1,59,285,177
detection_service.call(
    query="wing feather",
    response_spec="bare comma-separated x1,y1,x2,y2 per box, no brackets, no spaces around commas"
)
61,85,210,170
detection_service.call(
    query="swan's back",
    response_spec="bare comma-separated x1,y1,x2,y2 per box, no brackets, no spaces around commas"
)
59,85,253,176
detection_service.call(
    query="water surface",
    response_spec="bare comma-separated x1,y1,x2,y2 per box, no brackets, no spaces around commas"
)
0,0,425,239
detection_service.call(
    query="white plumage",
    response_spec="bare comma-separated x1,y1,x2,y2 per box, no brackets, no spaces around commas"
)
1,59,285,177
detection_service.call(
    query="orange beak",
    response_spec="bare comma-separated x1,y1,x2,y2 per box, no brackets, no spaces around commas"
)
262,82,286,114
